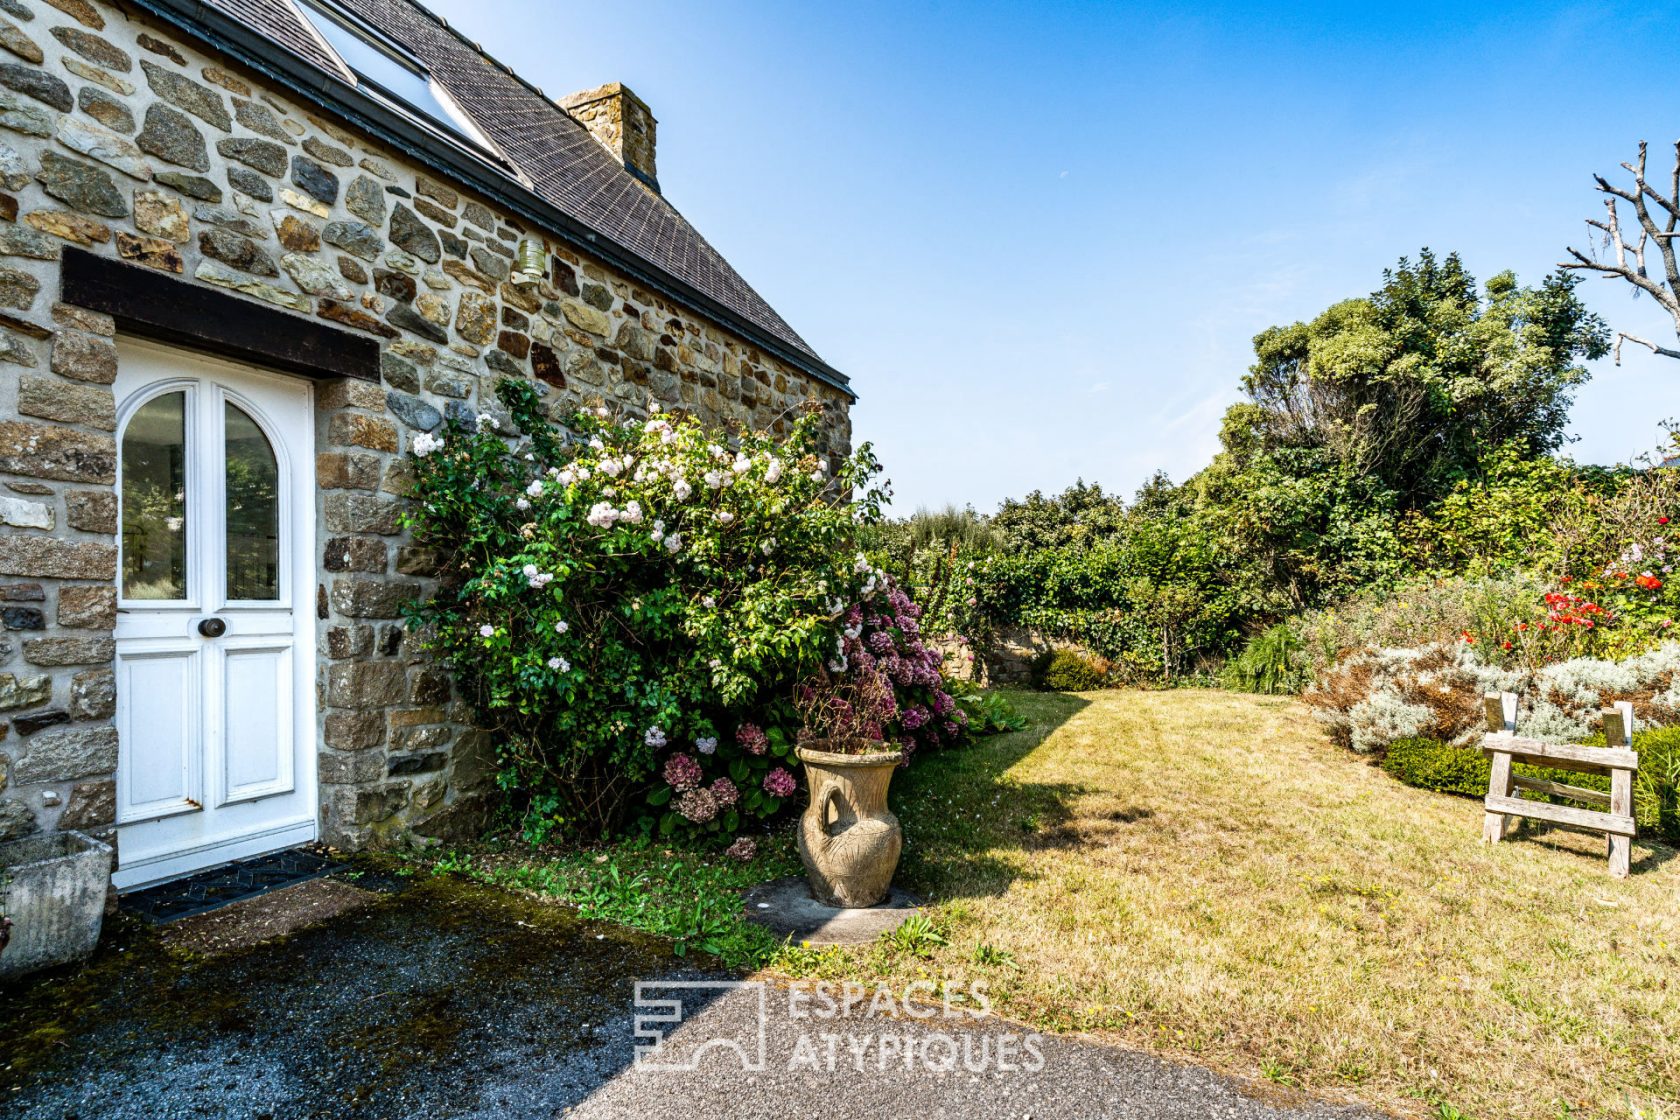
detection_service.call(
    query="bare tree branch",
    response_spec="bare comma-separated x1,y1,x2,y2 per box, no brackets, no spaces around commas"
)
1614,332,1680,363
1563,139,1680,360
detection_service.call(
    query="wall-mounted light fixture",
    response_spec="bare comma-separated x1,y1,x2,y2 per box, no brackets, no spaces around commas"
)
513,238,547,288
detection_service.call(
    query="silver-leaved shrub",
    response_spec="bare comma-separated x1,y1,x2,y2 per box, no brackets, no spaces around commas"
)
1309,639,1680,754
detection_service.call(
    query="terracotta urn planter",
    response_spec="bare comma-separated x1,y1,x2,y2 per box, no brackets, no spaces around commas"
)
795,741,904,908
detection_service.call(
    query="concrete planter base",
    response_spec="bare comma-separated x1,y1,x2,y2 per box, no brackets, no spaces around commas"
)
0,831,113,981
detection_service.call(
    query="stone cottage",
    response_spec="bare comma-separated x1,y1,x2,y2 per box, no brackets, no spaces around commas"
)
0,0,854,889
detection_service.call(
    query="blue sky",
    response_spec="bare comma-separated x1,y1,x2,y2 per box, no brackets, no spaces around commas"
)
425,0,1680,513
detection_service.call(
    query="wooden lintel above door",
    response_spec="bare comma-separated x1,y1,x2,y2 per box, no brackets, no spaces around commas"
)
60,247,380,383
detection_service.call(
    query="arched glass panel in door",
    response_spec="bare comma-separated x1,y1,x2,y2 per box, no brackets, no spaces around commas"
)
224,401,280,600
120,391,188,600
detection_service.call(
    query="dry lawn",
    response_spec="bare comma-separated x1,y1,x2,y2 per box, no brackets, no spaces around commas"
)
774,689,1680,1119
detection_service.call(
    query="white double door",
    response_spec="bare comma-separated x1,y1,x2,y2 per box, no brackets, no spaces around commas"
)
112,341,317,890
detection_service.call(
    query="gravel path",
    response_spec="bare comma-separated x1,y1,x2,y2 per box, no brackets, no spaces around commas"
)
0,874,1383,1119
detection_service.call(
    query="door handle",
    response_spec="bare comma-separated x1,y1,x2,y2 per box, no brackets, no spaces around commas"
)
197,617,227,638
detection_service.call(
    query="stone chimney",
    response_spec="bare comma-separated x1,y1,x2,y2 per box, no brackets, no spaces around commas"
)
559,82,659,193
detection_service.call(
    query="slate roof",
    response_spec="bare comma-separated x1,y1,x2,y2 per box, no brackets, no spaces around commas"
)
184,0,834,378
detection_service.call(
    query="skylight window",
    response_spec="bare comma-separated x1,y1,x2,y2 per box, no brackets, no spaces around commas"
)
295,0,492,151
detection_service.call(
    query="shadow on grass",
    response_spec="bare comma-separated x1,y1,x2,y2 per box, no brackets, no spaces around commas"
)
888,690,1098,902
1503,817,1679,876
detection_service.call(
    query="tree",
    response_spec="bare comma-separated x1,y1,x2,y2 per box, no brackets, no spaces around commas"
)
992,480,1129,551
1234,250,1607,510
1563,140,1680,362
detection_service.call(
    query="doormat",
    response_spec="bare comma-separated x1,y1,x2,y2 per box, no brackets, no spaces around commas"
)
121,846,348,924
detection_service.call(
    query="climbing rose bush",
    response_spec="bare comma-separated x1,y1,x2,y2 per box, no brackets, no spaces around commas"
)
402,378,886,840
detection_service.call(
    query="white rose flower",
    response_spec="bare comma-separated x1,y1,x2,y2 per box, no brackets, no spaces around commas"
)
479,624,495,638
411,432,443,456
516,498,531,511
526,480,544,497
765,457,783,484
554,620,570,634
664,533,683,553
715,511,734,525
673,479,692,500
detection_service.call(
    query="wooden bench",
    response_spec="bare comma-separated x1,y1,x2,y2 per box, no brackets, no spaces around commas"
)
1479,691,1639,878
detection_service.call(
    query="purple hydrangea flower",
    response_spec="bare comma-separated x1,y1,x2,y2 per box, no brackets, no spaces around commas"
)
763,767,797,798
736,723,768,756
675,787,718,823
663,752,703,791
709,777,740,808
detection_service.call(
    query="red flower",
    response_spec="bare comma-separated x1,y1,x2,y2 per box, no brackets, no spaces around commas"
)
1637,574,1663,591
1661,517,1671,525
1461,629,1475,644
1502,640,1513,650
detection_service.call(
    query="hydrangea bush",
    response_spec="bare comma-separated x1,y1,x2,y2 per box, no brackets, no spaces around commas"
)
402,378,886,840
836,578,966,758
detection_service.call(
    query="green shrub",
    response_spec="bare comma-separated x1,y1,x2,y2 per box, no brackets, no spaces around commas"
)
1381,737,1491,797
403,379,887,841
1223,624,1307,694
1038,649,1108,691
1633,727,1680,844
945,679,1028,734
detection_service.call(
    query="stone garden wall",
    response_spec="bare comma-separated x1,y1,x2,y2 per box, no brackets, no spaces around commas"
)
0,0,851,852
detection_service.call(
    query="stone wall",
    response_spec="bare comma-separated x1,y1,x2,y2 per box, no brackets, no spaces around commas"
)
0,0,851,854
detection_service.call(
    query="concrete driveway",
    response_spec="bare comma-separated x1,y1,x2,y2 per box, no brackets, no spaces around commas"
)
0,872,1382,1120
